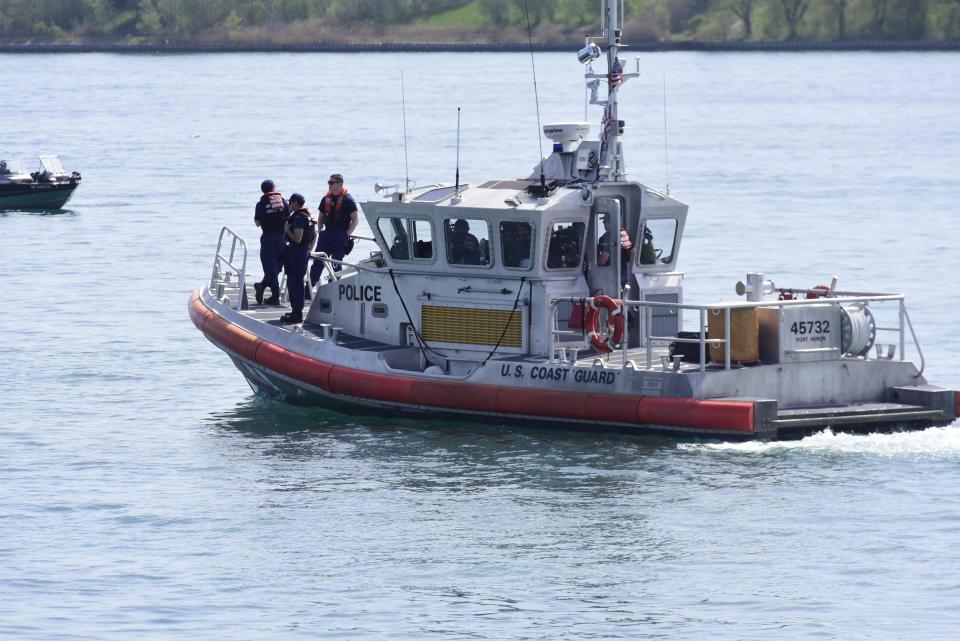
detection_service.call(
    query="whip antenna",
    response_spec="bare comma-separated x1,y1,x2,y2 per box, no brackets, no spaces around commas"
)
663,74,671,195
455,107,461,195
401,70,411,194
524,0,546,194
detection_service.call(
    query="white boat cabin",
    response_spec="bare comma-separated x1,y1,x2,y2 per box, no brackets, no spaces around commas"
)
308,159,688,366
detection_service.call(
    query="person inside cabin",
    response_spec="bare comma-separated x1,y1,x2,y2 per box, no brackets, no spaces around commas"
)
311,173,358,286
449,219,480,265
253,179,289,306
281,193,314,324
501,221,532,268
638,225,657,265
547,223,584,268
597,213,634,286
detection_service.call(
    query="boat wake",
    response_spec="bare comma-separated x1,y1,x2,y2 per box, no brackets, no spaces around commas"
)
681,423,960,458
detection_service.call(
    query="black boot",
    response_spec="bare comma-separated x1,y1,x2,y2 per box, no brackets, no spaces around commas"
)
254,282,265,305
280,311,303,324
264,287,279,305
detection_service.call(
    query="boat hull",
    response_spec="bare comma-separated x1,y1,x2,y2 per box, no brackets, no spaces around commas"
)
189,289,959,440
0,183,78,209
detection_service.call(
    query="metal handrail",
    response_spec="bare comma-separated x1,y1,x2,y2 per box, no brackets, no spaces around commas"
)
547,292,922,373
310,251,343,282
901,302,925,377
210,226,247,311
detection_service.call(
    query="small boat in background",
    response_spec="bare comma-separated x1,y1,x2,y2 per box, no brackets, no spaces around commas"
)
0,155,81,209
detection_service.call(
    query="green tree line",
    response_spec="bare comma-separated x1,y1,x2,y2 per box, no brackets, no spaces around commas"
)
0,0,958,41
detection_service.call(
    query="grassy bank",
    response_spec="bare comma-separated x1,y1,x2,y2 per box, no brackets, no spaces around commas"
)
1,0,959,45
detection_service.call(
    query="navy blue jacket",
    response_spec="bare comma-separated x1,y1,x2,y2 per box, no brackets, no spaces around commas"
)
255,192,290,233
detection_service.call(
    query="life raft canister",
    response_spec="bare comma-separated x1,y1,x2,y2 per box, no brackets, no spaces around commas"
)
805,284,832,299
779,284,831,301
584,294,625,354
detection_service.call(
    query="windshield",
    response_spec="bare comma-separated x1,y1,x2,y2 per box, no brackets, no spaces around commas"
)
39,155,66,175
0,159,26,175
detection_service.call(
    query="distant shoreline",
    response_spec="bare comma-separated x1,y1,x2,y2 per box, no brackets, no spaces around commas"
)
1,40,959,54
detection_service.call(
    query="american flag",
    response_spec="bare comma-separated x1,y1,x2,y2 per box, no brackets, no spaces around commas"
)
610,57,623,89
601,103,613,141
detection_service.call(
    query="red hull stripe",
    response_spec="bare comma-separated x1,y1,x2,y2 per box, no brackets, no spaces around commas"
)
329,367,414,404
497,387,588,419
188,290,215,331
585,392,644,424
638,397,754,431
189,289,262,361
409,380,499,412
258,341,333,392
190,292,756,433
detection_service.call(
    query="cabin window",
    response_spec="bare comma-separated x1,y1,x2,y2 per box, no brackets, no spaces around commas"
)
444,218,491,266
377,217,433,262
412,220,433,259
500,221,533,269
546,221,585,269
638,218,678,265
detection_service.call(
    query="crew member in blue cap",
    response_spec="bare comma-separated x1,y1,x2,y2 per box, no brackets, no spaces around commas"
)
311,173,358,286
281,193,314,324
254,179,289,305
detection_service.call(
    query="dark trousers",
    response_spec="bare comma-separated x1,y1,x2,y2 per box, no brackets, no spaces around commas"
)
285,246,310,315
311,228,348,285
259,231,285,293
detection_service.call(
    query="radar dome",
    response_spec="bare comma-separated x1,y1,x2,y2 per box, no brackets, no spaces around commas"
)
542,122,590,152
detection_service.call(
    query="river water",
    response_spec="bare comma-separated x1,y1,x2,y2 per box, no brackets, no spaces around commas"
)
1,51,959,640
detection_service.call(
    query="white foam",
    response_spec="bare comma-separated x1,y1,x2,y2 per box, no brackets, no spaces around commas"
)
679,424,960,458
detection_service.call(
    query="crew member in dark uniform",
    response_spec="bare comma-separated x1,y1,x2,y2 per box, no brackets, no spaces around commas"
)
281,193,314,324
598,213,634,287
449,219,480,264
254,179,289,305
311,173,358,286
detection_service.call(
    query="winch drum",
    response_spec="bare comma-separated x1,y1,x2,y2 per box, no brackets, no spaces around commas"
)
840,303,876,357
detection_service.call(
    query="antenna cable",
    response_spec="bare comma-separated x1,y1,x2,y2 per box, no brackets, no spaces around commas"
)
663,74,671,195
524,0,546,193
401,71,411,194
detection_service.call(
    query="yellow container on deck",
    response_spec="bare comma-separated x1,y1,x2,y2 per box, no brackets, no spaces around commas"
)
708,308,760,364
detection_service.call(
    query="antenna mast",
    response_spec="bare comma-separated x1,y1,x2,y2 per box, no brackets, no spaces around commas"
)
455,107,461,195
582,1,638,183
603,0,622,180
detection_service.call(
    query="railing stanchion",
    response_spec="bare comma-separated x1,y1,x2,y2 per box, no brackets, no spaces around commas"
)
621,297,629,367
548,300,556,363
899,300,905,361
902,305,925,377
724,307,731,370
645,305,652,369
699,308,706,372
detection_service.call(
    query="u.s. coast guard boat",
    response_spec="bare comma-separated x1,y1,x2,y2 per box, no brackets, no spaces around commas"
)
189,3,958,440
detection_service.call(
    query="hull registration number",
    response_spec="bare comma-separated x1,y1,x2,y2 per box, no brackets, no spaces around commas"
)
790,320,830,336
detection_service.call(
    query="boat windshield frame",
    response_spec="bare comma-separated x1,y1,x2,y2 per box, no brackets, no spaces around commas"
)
0,159,26,176
39,155,67,176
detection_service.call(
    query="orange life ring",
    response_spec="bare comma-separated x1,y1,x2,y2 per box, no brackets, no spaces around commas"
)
584,294,624,353
806,284,831,299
